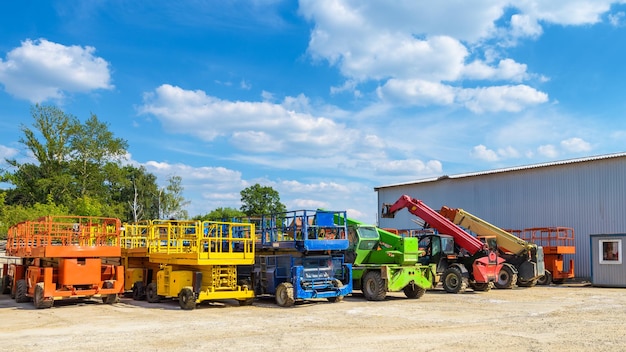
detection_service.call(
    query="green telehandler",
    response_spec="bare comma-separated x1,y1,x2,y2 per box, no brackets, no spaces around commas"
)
344,217,435,301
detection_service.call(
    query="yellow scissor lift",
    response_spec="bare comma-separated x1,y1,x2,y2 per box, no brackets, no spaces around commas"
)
121,219,256,310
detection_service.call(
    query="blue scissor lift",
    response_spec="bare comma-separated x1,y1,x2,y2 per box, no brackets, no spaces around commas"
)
245,210,352,307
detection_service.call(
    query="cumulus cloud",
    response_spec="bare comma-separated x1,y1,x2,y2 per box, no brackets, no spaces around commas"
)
538,144,559,158
471,145,499,162
378,81,548,113
609,11,625,26
0,39,112,102
561,137,592,152
458,85,549,113
140,84,363,158
299,1,624,113
374,159,443,176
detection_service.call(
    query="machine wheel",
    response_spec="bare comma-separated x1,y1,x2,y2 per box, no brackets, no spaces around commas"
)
327,295,344,303
34,282,53,309
442,267,467,294
15,279,29,303
517,278,537,287
146,282,160,303
10,277,16,299
238,298,255,306
132,281,146,300
275,282,295,307
102,280,118,304
469,281,491,292
537,270,552,285
362,271,387,301
178,287,196,310
403,283,426,299
552,278,564,285
494,264,517,289
1,275,11,294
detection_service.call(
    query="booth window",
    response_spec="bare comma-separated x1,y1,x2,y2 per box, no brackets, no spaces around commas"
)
599,239,622,265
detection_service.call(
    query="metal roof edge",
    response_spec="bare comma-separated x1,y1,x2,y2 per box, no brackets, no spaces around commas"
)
374,151,626,191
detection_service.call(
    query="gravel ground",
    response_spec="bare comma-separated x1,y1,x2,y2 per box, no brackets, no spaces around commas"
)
0,282,624,352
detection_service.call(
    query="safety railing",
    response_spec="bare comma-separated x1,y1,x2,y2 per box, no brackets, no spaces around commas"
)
6,216,122,257
147,219,255,258
512,227,575,248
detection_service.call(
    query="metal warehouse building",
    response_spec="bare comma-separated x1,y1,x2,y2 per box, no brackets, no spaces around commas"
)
375,152,626,282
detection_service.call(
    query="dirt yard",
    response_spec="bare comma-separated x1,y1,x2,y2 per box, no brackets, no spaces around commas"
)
0,282,623,352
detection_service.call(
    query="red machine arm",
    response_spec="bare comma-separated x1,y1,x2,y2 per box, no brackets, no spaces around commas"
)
381,195,485,255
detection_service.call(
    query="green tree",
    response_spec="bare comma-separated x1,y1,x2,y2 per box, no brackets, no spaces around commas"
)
160,175,189,219
0,196,69,239
69,114,128,198
4,104,78,205
240,184,286,216
195,207,246,221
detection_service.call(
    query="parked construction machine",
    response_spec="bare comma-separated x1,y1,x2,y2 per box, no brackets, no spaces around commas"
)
439,207,545,288
344,217,434,300
120,219,256,310
3,216,124,309
381,195,504,293
242,209,352,307
512,227,574,285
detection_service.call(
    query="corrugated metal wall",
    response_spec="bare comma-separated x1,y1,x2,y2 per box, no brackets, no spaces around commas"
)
376,156,626,280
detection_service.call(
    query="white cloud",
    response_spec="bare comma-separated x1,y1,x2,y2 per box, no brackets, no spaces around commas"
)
514,1,616,26
561,137,592,152
377,79,455,106
0,144,18,160
538,144,559,158
497,146,521,158
140,84,375,159
471,145,499,162
139,84,444,184
510,14,543,38
0,39,112,102
463,59,529,82
298,1,625,113
458,85,549,113
609,11,625,26
374,159,443,176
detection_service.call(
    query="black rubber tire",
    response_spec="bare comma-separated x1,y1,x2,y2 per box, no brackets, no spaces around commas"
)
146,282,160,303
442,267,466,294
238,298,255,306
102,280,118,304
1,275,10,294
517,278,538,287
34,282,53,309
10,276,16,299
537,270,552,285
403,283,426,299
362,271,387,301
178,287,196,310
132,281,146,300
15,279,29,303
327,296,344,303
469,282,491,292
494,264,517,289
275,282,295,307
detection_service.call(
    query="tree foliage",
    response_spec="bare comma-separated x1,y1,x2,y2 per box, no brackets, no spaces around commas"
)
195,207,246,221
240,184,286,216
159,175,189,219
0,104,189,237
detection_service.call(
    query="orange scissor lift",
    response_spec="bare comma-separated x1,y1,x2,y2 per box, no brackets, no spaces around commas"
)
512,227,575,285
4,216,124,309
120,219,256,310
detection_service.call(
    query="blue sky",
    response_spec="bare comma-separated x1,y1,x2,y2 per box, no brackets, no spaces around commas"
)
1,1,626,224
